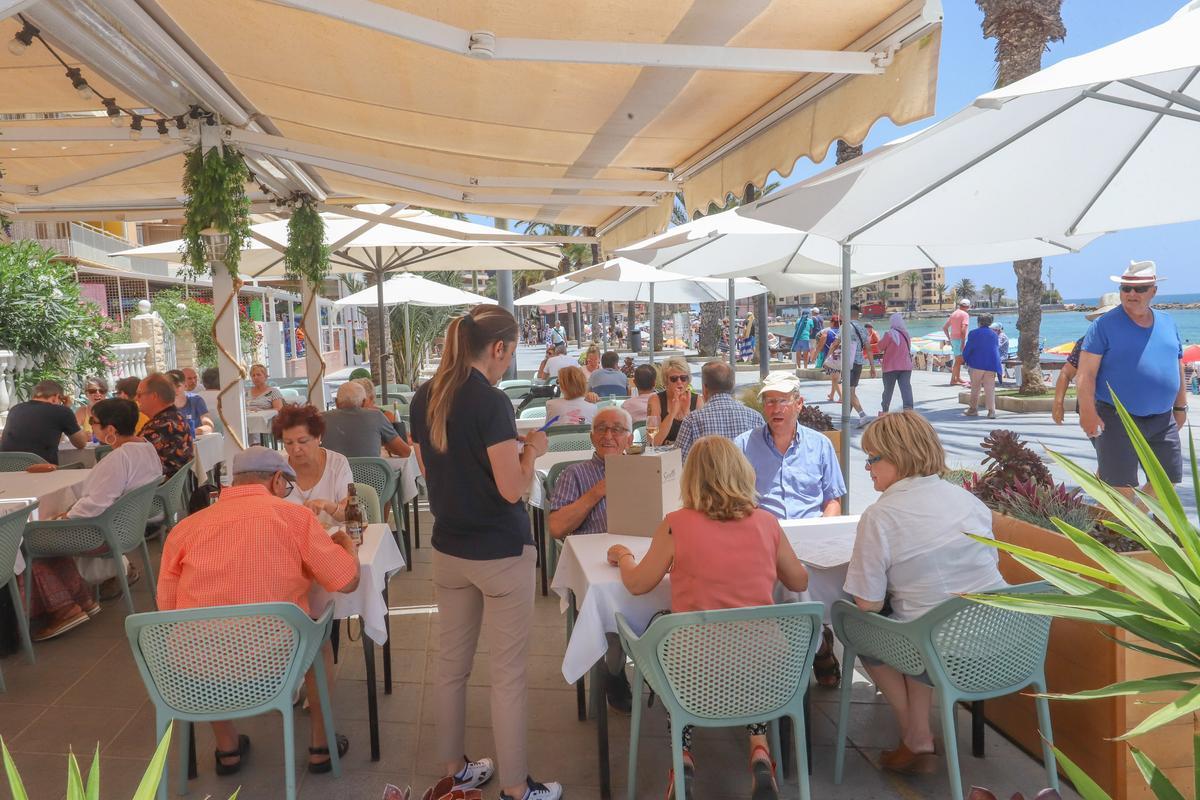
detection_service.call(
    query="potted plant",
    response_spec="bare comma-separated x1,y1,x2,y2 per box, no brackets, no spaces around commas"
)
952,428,1190,799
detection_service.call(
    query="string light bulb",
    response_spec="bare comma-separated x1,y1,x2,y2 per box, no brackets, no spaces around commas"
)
66,67,93,99
129,114,143,141
155,118,169,139
7,22,37,56
103,98,122,126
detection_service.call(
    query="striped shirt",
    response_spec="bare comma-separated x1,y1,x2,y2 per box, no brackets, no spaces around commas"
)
674,393,763,461
157,484,358,614
548,454,607,535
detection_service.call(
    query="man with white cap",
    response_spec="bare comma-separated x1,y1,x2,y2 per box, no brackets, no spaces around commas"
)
1076,261,1186,496
736,371,846,685
942,298,972,387
157,445,360,774
1052,292,1118,425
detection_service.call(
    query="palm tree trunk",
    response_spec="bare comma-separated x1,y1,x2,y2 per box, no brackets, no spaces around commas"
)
978,0,1065,393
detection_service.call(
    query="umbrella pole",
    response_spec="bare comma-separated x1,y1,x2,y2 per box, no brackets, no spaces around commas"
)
648,284,656,365
404,302,411,391
727,279,736,372
840,243,852,505
376,268,390,404
757,291,770,380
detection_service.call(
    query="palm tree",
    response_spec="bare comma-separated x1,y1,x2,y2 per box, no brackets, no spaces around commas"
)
935,282,947,309
977,0,1065,393
953,278,976,303
981,283,996,308
904,270,922,311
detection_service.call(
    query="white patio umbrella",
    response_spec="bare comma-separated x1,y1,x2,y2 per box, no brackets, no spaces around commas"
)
535,258,766,362
334,273,494,388
116,208,559,400
513,289,594,306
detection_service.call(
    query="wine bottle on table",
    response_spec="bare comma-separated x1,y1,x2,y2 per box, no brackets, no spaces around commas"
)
345,482,364,546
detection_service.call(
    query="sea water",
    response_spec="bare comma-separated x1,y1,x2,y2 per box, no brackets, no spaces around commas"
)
898,293,1200,347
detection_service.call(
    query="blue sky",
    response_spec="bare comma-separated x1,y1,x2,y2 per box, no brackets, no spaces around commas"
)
768,0,1200,300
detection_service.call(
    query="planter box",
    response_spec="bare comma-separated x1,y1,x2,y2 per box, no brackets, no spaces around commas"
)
957,391,1057,413
987,513,1196,799
823,429,841,463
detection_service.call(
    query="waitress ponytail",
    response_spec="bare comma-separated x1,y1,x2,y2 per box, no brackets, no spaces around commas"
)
425,306,518,452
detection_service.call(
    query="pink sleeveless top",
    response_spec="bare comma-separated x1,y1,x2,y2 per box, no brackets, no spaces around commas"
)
667,507,782,613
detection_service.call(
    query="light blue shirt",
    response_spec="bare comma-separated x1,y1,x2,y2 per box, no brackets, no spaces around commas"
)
735,423,846,520
1083,306,1182,416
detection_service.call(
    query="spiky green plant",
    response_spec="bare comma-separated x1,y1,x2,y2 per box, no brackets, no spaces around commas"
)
1,723,239,800
967,394,1200,799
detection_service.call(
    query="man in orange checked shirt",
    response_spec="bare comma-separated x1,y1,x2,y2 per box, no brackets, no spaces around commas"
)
157,446,360,776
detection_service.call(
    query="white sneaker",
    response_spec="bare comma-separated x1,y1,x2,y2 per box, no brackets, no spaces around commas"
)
500,777,564,800
855,414,869,428
451,756,495,790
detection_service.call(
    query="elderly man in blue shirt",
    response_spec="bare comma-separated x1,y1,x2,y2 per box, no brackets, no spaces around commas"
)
547,406,635,712
736,371,846,686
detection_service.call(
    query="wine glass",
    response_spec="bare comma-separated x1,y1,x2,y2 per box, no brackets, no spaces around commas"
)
645,415,660,453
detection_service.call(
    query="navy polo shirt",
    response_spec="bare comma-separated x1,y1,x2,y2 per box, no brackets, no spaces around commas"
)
410,368,532,560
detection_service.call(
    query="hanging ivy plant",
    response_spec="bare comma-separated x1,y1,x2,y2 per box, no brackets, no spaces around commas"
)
284,195,330,287
180,143,252,279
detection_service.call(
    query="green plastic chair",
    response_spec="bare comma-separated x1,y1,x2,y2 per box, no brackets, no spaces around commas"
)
150,459,193,534
502,385,531,401
519,406,547,420
353,482,382,524
95,444,113,462
547,423,592,435
0,503,38,691
0,452,45,472
547,431,592,452
616,603,824,800
499,379,532,390
22,480,160,615
125,602,340,800
830,581,1058,800
347,457,408,567
520,396,549,412
540,459,589,581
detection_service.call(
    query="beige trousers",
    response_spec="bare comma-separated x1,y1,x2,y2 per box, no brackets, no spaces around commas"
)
969,367,997,414
433,545,536,789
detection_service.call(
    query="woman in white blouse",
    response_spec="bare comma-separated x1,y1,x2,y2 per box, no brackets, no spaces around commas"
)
70,398,164,593
273,404,353,528
844,411,1006,775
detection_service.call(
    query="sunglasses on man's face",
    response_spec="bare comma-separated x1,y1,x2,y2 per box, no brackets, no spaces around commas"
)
1120,284,1151,294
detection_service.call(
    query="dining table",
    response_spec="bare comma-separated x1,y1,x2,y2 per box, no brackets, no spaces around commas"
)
309,521,406,761
0,468,92,577
550,515,859,799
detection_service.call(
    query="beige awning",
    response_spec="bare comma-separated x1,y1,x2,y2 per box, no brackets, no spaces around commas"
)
0,0,940,230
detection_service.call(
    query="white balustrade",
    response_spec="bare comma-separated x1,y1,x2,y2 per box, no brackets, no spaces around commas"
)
0,350,40,424
104,342,152,388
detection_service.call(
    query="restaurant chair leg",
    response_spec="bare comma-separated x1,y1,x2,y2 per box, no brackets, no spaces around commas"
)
971,700,985,757
331,619,341,664
186,721,197,780
412,499,421,550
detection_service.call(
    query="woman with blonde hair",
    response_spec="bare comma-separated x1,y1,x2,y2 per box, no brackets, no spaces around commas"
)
409,305,561,800
545,365,599,425
645,356,702,446
845,411,1005,774
582,344,601,376
607,435,809,799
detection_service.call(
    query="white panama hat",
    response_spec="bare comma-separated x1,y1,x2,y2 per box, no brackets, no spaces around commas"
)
1109,259,1160,285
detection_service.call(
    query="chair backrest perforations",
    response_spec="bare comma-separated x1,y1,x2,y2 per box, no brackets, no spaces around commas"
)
931,601,1051,693
0,504,35,585
0,452,46,472
547,432,592,452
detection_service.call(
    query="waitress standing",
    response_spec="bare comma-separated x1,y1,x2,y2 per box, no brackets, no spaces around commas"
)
410,306,561,800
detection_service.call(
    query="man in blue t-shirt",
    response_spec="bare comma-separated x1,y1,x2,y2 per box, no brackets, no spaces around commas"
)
1077,260,1186,493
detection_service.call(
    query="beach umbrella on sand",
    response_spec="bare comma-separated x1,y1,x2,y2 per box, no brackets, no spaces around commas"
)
1183,344,1200,364
1046,340,1077,356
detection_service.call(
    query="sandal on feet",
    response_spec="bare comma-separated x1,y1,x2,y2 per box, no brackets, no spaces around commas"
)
664,763,695,800
308,734,349,774
813,627,841,688
214,734,250,776
881,742,937,774
750,749,779,800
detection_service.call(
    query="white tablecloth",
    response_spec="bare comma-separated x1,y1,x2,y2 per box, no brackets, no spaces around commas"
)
0,469,91,577
551,516,859,684
309,522,406,645
385,453,421,504
193,432,225,479
528,450,594,510
245,410,278,435
516,418,545,434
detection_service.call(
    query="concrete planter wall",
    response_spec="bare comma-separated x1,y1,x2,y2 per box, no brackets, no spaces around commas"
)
957,391,1057,413
987,512,1196,799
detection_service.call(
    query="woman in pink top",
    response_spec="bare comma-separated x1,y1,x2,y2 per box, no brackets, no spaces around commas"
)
607,436,809,800
877,313,915,414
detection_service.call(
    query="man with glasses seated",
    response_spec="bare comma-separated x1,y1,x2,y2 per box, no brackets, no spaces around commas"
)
546,407,634,712
157,446,360,776
735,371,846,688
1076,260,1186,499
